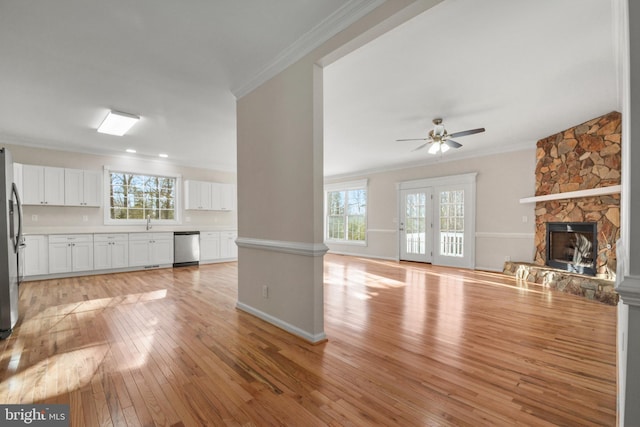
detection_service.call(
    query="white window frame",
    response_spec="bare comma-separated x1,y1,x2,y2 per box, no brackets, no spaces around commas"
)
324,179,368,246
103,166,182,226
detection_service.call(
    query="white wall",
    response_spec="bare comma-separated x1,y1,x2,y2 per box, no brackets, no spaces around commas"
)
325,148,537,271
236,0,444,342
2,142,237,232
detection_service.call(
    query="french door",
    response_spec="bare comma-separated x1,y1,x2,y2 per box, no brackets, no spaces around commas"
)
399,188,433,262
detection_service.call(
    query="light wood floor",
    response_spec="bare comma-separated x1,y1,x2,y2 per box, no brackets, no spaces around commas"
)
1,255,616,426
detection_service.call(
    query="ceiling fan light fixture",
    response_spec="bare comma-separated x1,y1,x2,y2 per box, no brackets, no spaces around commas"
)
97,110,140,136
441,143,450,153
428,143,440,154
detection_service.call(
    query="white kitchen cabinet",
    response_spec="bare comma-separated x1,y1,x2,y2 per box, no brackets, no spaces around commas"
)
184,180,212,210
23,235,48,276
65,169,102,207
22,165,65,206
48,234,94,274
211,183,236,211
200,231,220,261
128,233,174,267
220,231,238,259
94,234,128,270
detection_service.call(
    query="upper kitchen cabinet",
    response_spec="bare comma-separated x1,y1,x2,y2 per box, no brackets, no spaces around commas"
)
184,180,236,211
22,165,65,206
184,180,212,210
65,169,102,207
211,183,236,211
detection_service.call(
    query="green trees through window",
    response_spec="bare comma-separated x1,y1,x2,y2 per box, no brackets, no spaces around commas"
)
109,172,176,221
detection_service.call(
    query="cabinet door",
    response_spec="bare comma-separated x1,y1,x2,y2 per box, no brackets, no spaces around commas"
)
64,168,84,206
185,180,211,210
152,238,174,265
44,167,65,205
210,183,222,210
129,240,151,267
72,242,94,272
200,234,220,261
22,165,45,205
24,235,48,276
93,241,111,270
220,184,236,211
49,242,72,273
111,241,129,268
82,170,102,207
220,232,238,259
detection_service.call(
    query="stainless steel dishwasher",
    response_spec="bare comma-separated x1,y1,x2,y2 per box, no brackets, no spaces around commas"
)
173,231,200,267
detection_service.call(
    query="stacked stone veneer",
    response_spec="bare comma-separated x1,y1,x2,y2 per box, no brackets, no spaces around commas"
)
533,111,621,280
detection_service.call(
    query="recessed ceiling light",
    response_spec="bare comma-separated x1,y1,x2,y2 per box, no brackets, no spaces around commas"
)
97,110,140,136
159,153,168,158
126,148,136,153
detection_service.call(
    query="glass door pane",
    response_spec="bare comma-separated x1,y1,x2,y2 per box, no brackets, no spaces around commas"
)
400,188,432,262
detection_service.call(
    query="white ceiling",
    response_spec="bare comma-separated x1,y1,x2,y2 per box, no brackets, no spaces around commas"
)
0,1,620,176
324,0,620,177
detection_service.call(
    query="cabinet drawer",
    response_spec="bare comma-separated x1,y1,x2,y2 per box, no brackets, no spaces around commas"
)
49,234,93,244
200,231,220,240
129,232,173,241
94,234,128,243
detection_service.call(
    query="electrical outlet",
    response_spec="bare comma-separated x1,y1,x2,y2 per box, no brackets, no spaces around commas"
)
82,215,89,222
31,215,38,222
262,285,269,298
505,255,511,262
185,216,191,222
522,215,528,223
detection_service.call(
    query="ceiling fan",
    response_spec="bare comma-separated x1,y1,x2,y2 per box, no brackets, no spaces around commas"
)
397,118,485,154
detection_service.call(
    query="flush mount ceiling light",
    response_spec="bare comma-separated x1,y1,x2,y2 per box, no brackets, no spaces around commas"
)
159,153,168,158
125,148,136,153
97,110,140,136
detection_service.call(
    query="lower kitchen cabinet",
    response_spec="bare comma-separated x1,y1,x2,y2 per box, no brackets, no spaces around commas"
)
220,231,238,259
24,235,48,276
128,233,174,267
200,231,221,261
49,234,94,274
94,234,129,270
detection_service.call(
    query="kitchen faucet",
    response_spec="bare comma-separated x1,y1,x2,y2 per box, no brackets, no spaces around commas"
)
146,214,152,230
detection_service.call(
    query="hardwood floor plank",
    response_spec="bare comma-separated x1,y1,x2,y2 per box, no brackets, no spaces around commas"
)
0,256,617,426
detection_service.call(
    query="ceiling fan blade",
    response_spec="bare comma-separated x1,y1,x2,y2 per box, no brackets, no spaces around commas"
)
445,139,462,149
396,138,429,142
447,127,485,139
412,142,431,152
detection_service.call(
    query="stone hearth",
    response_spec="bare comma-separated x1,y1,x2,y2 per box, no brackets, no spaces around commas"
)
503,261,617,305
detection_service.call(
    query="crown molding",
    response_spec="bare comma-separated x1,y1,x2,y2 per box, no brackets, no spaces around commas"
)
232,0,385,99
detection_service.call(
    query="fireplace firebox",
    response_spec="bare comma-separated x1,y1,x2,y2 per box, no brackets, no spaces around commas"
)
546,222,597,276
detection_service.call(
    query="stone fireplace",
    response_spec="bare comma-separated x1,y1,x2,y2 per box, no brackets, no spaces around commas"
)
533,111,620,280
504,111,621,305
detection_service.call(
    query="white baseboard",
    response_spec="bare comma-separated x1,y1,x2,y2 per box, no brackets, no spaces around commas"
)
235,301,327,344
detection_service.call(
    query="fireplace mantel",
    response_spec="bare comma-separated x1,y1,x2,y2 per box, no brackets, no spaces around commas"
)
519,185,621,204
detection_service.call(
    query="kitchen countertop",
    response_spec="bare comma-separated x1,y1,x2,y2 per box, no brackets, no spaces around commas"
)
23,225,237,235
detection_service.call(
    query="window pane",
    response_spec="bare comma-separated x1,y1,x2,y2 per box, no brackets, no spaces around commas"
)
109,172,176,222
326,187,366,242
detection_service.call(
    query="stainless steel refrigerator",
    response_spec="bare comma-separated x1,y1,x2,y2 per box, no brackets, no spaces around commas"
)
0,148,23,339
